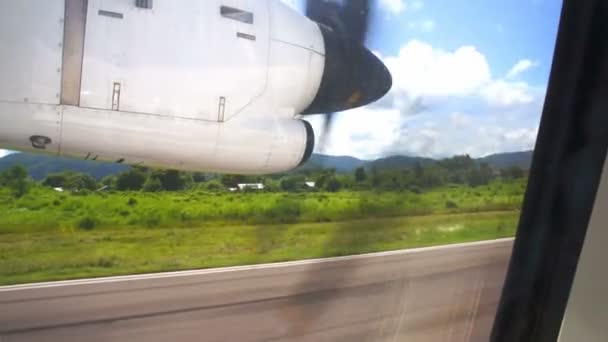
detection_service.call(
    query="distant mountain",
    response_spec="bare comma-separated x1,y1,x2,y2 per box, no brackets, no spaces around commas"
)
0,153,129,180
367,155,435,170
298,154,368,173
300,151,533,172
0,150,535,180
477,151,533,169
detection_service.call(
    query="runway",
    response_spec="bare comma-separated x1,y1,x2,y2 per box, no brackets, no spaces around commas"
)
0,238,513,342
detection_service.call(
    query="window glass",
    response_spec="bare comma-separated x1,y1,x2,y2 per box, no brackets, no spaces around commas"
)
0,1,563,341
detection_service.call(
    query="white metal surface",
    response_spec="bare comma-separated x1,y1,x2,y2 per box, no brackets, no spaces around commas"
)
0,0,65,104
266,40,324,116
268,0,324,54
80,0,270,121
0,103,61,154
0,0,325,174
60,105,308,173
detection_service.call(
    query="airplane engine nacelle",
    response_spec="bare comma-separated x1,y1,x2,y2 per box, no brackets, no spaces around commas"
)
209,117,315,174
53,104,315,175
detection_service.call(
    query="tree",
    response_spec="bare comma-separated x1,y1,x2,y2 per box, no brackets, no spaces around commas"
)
192,172,206,183
324,176,342,192
142,177,163,192
354,167,367,182
263,179,281,192
116,169,147,191
101,175,116,187
502,166,525,179
150,169,187,191
66,173,97,190
0,165,29,197
468,163,493,186
315,170,335,189
371,166,382,187
280,175,305,192
201,179,225,192
42,173,68,188
43,171,97,190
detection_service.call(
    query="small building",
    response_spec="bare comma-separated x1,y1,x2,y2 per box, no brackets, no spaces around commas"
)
237,183,264,191
305,181,316,188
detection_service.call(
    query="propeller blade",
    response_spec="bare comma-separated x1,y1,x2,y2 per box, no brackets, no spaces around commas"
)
303,0,390,155
318,112,335,153
305,0,371,44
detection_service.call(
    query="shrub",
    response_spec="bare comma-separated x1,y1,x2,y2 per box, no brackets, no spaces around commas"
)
116,169,146,191
445,200,458,209
96,255,117,268
141,211,162,227
127,197,137,206
71,188,92,196
0,165,30,198
409,185,421,194
78,216,97,230
142,177,163,192
201,179,225,192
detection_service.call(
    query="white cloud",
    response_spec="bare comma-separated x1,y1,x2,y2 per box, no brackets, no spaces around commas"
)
480,80,535,107
307,40,543,159
408,19,436,32
380,0,406,14
378,40,539,112
506,59,539,79
303,108,401,159
450,112,473,127
384,40,491,99
384,114,539,158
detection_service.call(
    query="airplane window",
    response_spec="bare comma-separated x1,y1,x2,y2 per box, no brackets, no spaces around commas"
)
220,5,254,24
0,0,564,341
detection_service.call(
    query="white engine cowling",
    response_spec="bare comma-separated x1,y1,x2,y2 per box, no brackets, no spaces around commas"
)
58,105,314,174
0,101,314,174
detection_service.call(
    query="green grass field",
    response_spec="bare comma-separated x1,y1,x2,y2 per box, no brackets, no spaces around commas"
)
0,179,525,232
0,179,525,285
0,211,518,285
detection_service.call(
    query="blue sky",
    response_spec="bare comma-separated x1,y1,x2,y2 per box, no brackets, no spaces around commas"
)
293,0,563,159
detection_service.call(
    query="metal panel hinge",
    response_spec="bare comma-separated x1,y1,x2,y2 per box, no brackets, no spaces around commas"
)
218,96,226,122
112,82,121,110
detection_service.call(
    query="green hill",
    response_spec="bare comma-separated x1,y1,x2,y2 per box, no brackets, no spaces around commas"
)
0,150,533,180
0,153,129,180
